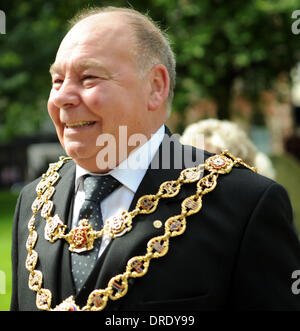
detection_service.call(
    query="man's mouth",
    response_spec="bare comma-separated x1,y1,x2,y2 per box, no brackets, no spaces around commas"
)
65,121,96,128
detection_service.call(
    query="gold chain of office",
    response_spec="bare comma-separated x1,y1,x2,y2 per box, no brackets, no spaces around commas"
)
24,150,256,311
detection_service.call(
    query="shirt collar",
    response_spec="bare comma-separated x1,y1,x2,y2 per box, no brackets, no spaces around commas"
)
75,125,165,193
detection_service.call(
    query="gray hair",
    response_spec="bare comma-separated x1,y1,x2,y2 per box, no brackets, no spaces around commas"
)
69,6,176,115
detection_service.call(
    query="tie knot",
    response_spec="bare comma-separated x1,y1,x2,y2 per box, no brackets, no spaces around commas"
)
83,175,120,202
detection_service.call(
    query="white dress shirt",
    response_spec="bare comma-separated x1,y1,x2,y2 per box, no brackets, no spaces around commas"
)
72,125,165,257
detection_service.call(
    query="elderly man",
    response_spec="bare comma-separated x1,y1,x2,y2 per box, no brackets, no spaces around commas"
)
11,7,300,311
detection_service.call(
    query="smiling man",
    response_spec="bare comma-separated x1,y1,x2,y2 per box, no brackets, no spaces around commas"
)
11,6,300,311
48,11,170,172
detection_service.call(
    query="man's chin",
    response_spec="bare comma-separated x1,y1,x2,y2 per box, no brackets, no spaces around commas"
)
63,144,106,172
64,142,94,160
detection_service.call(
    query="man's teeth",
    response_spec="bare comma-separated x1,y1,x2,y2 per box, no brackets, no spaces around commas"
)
66,121,95,128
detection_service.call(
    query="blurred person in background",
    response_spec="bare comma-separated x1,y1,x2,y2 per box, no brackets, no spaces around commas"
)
180,119,276,180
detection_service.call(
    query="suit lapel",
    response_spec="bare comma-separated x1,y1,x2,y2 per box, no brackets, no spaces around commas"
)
34,161,76,306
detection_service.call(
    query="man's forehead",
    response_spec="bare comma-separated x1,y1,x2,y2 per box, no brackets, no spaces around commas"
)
65,12,132,44
49,13,135,73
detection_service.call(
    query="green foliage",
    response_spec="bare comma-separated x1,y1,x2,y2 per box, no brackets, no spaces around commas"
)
271,154,300,233
0,190,18,311
0,0,299,141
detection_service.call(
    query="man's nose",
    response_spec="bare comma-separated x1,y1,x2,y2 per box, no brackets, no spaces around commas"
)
52,79,80,109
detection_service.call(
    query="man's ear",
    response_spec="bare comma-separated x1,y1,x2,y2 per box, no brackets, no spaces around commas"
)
147,64,170,111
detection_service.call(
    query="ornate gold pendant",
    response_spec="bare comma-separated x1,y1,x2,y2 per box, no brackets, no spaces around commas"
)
205,154,234,174
64,219,98,253
104,211,133,239
43,212,134,253
64,210,133,252
53,296,80,311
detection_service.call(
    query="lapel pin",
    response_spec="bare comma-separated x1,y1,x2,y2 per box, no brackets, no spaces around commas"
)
153,220,162,229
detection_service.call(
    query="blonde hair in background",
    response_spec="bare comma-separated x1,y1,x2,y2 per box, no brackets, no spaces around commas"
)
180,119,276,180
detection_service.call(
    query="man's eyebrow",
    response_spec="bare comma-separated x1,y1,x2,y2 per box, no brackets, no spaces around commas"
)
49,63,61,75
49,60,106,75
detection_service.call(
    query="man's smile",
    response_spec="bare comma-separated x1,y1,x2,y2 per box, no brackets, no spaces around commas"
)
65,121,96,128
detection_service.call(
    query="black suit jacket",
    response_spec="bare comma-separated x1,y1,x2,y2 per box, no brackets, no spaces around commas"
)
11,129,300,310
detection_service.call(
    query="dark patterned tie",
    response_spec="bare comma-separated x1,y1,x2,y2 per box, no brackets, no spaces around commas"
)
71,175,120,293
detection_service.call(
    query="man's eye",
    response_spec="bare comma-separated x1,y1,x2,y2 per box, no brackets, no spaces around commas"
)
81,75,97,81
53,79,63,84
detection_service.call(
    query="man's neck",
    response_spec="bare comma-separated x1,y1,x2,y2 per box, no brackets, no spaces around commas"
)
74,125,165,173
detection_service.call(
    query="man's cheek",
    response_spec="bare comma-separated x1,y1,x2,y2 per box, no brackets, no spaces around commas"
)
47,100,64,147
47,98,60,124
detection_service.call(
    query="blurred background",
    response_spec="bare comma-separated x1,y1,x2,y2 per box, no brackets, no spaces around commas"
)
1,0,300,310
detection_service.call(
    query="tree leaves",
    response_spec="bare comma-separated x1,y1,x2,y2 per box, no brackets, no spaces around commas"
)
0,0,299,141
